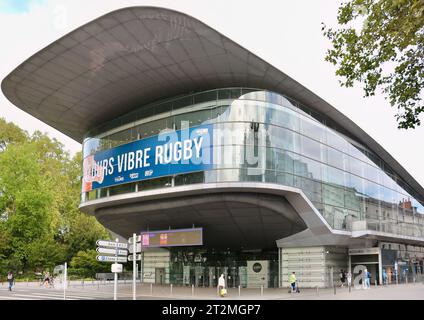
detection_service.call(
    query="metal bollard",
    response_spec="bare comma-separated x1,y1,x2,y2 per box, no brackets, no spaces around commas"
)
238,285,241,297
82,280,84,289
150,283,153,295
97,281,99,290
374,280,377,287
349,283,351,293
406,277,408,284
333,284,336,295
170,284,173,295
192,284,194,297
261,285,263,296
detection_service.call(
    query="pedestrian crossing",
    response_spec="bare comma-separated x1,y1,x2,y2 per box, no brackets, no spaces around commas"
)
0,288,115,300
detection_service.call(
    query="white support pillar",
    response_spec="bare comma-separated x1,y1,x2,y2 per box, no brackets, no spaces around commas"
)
132,233,136,300
278,248,281,288
378,247,383,286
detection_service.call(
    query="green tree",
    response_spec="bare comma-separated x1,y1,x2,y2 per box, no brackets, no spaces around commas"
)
58,152,110,260
0,141,58,269
0,120,110,276
69,249,110,278
0,118,28,151
323,0,424,129
63,214,110,261
26,237,66,272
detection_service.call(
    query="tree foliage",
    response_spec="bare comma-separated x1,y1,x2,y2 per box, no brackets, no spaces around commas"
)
323,0,424,129
69,249,110,278
0,118,27,151
0,118,110,278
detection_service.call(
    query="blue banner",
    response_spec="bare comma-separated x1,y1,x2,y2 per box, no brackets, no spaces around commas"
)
82,124,213,192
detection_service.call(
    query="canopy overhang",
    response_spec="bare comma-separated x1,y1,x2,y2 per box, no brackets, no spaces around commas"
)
1,6,423,201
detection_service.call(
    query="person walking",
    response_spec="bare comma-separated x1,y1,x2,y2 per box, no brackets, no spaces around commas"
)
368,270,372,288
362,268,368,289
340,269,346,287
43,272,51,288
383,269,388,286
365,269,371,289
7,271,14,291
288,272,298,293
218,274,226,297
347,271,352,288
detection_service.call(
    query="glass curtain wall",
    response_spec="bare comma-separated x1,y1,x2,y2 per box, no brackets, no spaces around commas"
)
82,88,424,238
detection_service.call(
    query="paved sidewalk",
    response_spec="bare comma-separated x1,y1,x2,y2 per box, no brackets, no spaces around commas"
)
2,281,423,300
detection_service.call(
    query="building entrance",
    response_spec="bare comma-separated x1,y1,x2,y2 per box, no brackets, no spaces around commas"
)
155,268,165,285
168,247,278,287
349,248,382,285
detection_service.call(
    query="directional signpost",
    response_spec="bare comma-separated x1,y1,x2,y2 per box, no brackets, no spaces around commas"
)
128,235,141,244
129,233,142,300
97,247,128,256
128,242,142,253
96,238,128,300
96,255,128,263
95,236,142,300
128,254,142,261
96,240,128,249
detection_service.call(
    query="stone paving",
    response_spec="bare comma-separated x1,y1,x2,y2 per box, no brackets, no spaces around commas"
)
2,280,423,300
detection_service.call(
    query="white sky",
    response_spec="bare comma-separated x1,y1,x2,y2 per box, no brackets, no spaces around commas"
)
0,0,423,187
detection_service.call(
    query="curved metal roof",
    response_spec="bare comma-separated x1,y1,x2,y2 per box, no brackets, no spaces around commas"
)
1,6,423,201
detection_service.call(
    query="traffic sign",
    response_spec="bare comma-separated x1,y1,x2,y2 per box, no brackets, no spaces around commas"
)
96,240,128,249
96,255,127,263
128,235,141,244
111,263,123,273
128,254,142,261
96,247,128,256
128,243,142,253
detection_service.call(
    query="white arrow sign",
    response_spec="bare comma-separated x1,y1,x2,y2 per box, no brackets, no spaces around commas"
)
128,235,141,244
96,248,128,256
96,255,127,263
96,240,128,249
128,254,142,261
128,243,142,253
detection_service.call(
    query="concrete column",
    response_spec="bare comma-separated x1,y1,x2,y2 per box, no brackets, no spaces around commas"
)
378,248,383,286
278,248,281,288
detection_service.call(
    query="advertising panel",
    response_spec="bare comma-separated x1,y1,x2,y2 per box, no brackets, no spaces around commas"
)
140,228,203,248
82,124,213,192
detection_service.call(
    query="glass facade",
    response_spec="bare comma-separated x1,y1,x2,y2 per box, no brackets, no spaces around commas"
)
380,242,424,284
168,247,278,288
82,88,424,239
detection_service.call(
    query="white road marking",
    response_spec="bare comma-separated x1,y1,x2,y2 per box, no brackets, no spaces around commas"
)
7,294,70,300
28,292,96,300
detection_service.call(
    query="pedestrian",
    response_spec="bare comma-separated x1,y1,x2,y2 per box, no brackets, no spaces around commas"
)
383,269,388,286
218,274,226,297
7,271,14,291
340,269,346,287
365,269,371,289
347,271,352,288
288,272,298,293
43,271,51,288
362,268,368,289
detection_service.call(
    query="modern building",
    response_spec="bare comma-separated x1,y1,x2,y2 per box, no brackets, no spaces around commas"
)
2,7,424,288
